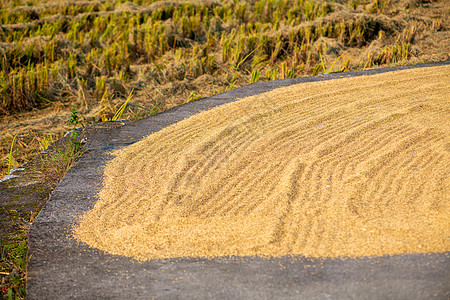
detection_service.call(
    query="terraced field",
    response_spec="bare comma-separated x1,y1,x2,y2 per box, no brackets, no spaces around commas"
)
74,64,449,260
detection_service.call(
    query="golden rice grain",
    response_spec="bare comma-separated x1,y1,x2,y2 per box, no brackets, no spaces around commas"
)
73,65,450,260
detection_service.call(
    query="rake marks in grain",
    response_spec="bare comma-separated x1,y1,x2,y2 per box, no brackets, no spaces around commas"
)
74,65,450,260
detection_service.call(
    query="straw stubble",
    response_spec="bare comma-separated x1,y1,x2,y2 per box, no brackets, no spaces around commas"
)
73,65,450,260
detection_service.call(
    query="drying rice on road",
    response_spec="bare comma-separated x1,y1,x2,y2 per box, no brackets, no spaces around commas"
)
73,65,450,260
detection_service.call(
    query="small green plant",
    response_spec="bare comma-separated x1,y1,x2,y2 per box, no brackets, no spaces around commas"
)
319,54,326,73
66,108,85,162
250,70,260,83
188,91,201,102
68,108,84,141
7,135,19,174
39,135,54,151
312,63,322,76
39,109,85,185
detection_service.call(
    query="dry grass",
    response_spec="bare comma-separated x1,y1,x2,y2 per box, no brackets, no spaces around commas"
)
0,0,449,176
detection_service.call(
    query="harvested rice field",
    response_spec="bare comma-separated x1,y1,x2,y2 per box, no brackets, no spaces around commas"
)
73,65,450,260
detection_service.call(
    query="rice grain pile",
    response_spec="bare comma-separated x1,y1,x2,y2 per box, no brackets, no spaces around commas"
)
74,65,450,260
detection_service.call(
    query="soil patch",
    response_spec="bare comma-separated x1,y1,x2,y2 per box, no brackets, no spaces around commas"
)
73,65,449,260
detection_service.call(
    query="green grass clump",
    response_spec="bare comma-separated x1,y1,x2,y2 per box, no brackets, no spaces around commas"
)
1,235,28,300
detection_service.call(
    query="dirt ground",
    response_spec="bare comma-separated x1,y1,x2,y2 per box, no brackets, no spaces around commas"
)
73,64,449,260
